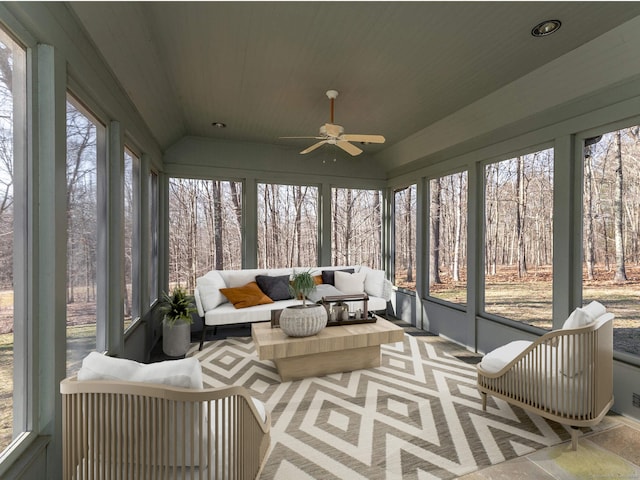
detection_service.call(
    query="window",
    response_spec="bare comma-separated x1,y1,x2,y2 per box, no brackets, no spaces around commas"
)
257,183,318,268
331,188,382,268
0,26,25,456
429,172,468,305
66,97,103,373
148,170,159,306
484,149,554,328
583,128,640,356
394,185,416,291
123,148,139,330
169,178,242,290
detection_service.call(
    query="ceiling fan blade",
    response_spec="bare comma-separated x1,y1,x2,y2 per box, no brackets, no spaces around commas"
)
340,134,386,144
300,140,327,154
279,136,324,140
336,140,362,156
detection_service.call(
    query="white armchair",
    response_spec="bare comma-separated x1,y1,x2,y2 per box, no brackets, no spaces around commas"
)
477,302,614,450
60,353,270,479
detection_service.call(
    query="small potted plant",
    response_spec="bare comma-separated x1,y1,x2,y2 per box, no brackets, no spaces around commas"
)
279,270,327,337
159,285,197,357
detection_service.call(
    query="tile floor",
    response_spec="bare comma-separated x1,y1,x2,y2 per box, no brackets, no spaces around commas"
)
458,414,640,479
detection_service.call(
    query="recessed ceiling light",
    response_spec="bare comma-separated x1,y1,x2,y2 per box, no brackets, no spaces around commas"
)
212,122,227,128
531,19,561,37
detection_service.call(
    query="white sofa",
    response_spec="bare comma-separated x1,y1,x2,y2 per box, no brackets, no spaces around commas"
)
194,265,393,350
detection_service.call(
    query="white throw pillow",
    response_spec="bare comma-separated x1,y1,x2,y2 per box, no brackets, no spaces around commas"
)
220,269,267,288
562,307,593,330
334,270,366,295
582,301,606,321
197,271,228,311
360,266,385,298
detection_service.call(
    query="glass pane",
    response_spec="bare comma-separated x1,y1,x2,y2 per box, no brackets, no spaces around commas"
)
429,172,468,305
169,178,243,291
394,185,416,291
257,183,318,268
331,188,382,268
484,149,554,328
66,99,99,374
149,171,158,305
0,27,25,455
583,129,640,356
123,148,138,330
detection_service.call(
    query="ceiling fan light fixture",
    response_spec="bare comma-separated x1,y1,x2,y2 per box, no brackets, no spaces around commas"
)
211,122,227,128
531,19,561,37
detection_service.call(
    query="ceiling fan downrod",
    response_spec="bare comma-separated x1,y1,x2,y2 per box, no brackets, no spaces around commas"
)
326,90,338,123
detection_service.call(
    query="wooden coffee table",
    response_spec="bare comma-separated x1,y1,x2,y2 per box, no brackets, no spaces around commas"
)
251,317,405,381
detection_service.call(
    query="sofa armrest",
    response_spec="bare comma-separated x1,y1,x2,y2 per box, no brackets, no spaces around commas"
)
382,278,394,302
194,286,205,317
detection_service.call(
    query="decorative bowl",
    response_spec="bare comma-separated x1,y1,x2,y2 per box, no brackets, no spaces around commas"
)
279,304,328,337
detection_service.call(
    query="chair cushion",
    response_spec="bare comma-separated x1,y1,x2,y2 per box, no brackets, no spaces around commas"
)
479,340,533,374
256,274,293,301
197,270,228,311
220,281,274,309
334,270,366,295
77,352,204,389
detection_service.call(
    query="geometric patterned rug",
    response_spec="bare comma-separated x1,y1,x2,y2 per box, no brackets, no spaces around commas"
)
188,334,571,479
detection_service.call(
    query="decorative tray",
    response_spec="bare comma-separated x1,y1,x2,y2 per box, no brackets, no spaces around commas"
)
326,314,377,327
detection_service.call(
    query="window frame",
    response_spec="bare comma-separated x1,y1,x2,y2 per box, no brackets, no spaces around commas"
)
575,116,640,367
477,144,555,333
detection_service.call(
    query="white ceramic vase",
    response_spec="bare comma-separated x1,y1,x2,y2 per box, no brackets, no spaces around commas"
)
279,304,328,337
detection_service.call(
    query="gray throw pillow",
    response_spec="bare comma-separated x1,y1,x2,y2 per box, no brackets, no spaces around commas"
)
255,275,292,301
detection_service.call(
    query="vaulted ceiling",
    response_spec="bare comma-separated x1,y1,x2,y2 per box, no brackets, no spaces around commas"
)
68,2,640,168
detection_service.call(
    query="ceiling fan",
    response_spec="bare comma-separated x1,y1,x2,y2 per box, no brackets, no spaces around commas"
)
281,90,385,156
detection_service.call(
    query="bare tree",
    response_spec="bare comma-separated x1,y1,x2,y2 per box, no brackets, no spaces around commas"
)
613,130,628,282
430,178,442,285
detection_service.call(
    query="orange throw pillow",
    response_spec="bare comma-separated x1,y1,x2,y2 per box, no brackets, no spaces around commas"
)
313,274,323,285
220,282,274,309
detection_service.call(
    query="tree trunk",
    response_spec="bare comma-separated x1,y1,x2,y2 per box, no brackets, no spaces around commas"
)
516,156,527,277
213,181,224,270
405,186,413,283
332,188,338,265
430,179,442,285
584,150,595,280
452,173,463,282
613,130,628,282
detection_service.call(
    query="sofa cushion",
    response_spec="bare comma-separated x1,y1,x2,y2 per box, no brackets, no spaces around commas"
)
197,271,228,311
321,268,354,285
360,266,385,298
220,281,274,309
306,284,345,303
334,270,366,295
78,352,204,389
256,274,293,301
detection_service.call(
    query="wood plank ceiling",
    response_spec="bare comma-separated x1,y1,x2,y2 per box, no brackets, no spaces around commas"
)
68,2,640,167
